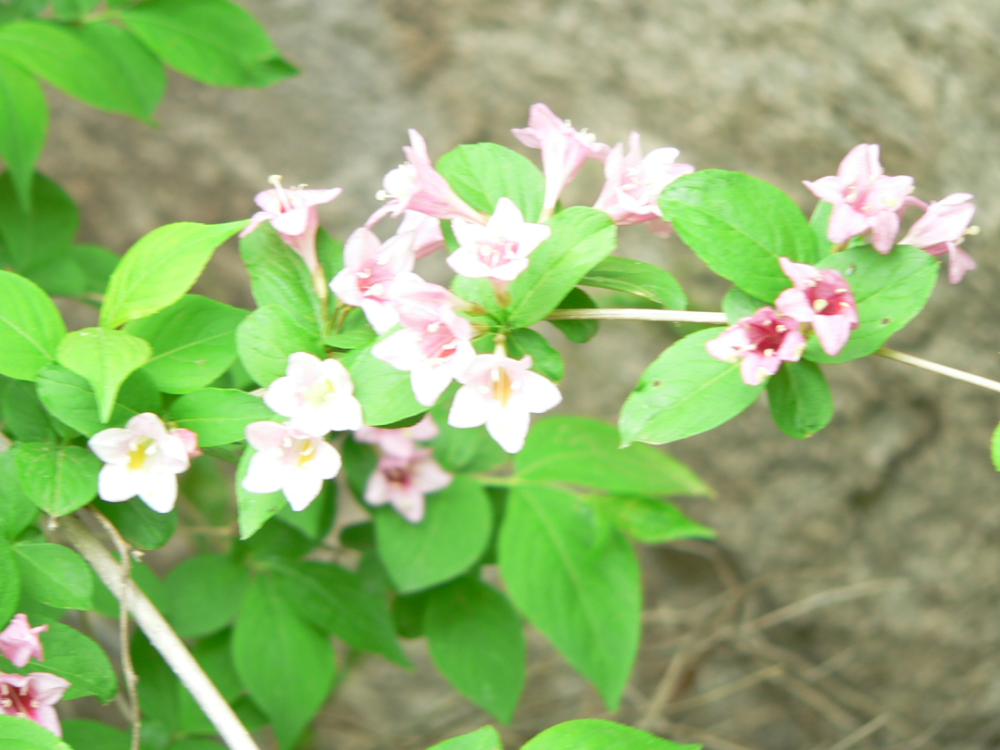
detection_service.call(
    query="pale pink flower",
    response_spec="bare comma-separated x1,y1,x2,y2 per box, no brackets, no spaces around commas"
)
594,132,694,229
364,449,452,523
0,433,10,453
397,211,446,259
512,103,611,216
239,177,342,273
803,144,914,253
366,129,485,227
88,413,190,513
447,198,551,282
448,352,562,454
263,353,363,437
169,428,202,459
354,414,440,459
242,422,342,511
706,308,807,386
330,228,420,333
0,615,47,668
775,258,859,356
900,193,978,284
0,672,70,737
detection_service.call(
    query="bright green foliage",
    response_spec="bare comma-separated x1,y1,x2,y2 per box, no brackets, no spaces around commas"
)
425,578,526,722
0,172,78,275
0,540,19,626
0,59,47,209
343,343,426,427
619,328,765,446
0,716,74,749
499,485,640,710
0,270,66,380
101,221,247,329
522,719,700,750
97,498,177,550
71,244,119,294
239,224,322,332
551,287,599,342
992,422,1000,472
51,0,101,19
165,554,250,638
429,405,507,474
721,285,768,323
62,719,130,750
0,453,37,540
13,443,100,516
324,307,376,350
56,328,152,422
437,142,544,221
767,360,834,439
660,170,816,301
13,541,93,610
507,328,564,381
581,256,688,310
588,495,715,544
36,365,161,437
132,630,182,732
809,200,834,257
168,388,277,447
3,380,60,441
236,305,325,387
427,726,503,750
277,486,337,541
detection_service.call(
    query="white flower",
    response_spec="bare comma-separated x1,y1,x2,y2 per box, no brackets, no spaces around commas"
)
263,353,364,437
242,422,342,511
447,198,551,282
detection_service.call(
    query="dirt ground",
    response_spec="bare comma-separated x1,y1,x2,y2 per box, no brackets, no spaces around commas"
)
44,1,1000,747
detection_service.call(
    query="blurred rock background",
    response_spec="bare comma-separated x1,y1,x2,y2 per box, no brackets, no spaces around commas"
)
41,0,1000,747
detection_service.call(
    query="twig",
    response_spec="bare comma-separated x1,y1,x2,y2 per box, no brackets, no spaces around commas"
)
769,672,858,732
639,649,696,729
875,348,1000,395
60,513,261,750
667,722,766,750
546,308,729,324
659,664,785,716
744,579,907,633
826,714,889,750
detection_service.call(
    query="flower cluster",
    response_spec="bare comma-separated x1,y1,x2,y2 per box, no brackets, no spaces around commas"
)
0,614,69,737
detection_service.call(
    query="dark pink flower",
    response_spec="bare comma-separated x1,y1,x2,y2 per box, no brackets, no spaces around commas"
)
0,672,70,737
364,450,452,523
900,193,977,284
169,428,202,460
775,258,859,356
706,308,806,386
354,414,439,460
0,615,47,668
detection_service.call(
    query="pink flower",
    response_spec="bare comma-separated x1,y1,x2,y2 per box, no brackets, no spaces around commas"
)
366,130,485,227
706,308,807,386
88,413,190,513
593,132,694,228
448,352,562,454
242,422,342,511
512,103,611,216
170,428,202,459
900,193,978,284
397,211,446,259
803,144,914,253
0,672,70,737
364,449,452,523
263,353,364,437
775,258,859,356
330,228,421,333
239,177,342,273
355,414,440,460
0,615,47,669
447,198,551,282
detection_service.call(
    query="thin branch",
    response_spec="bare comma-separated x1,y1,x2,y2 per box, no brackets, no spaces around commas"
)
875,348,1000,395
825,714,889,750
547,308,729,324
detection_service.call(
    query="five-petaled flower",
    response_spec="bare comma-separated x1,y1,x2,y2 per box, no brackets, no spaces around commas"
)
775,258,859,356
364,449,452,523
900,193,978,284
264,353,364,438
354,414,440,459
447,197,551,283
242,422,342,511
0,672,70,737
706,308,807,386
88,413,191,513
0,615,47,669
803,143,914,253
448,351,562,454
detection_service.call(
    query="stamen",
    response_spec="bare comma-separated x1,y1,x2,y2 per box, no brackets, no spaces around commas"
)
763,348,776,357
813,299,829,312
966,225,981,236
376,189,388,201
268,175,292,212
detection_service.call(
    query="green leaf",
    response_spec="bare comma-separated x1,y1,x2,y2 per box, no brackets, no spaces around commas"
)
522,719,700,750
437,142,544,221
499,485,640,710
168,388,276,447
270,559,409,666
235,447,286,540
164,553,250,638
766,360,833,439
125,295,248,394
507,328,564,382
589,495,715,544
507,207,617,328
232,574,335,749
619,327,764,446
806,244,939,363
3,380,58,441
36,365,161,438
721,285,768,323
177,631,243,734
56,328,151,422
659,169,816,301
425,577,525,723
0,540,20,626
235,305,324,387
276,483,336,541
343,343,425,427
427,726,503,750
238,224,322,332
376,475,492,593
517,415,711,497
0,59,47,209
0,20,162,118
0,270,66,380
13,541,93,609
51,0,101,19
551,287,599,343
62,719,130,750
0,452,38,540
810,200,833,258
323,307,376,350
0,716,74,749
71,244,119,294
131,629,181,732
0,0,48,24
100,221,247,329
429,404,507,475
993,422,1000,473
93,558,168,618
23,255,87,298
0,172,77,273
581,257,687,309
120,0,299,88
96,498,177,550
13,443,100,516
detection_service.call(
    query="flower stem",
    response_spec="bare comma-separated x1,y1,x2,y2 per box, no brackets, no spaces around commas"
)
875,347,1000,394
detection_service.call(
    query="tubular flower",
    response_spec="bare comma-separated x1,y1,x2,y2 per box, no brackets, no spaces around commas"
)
775,258,859,356
512,103,610,216
263,353,364,437
706,308,807,386
88,413,190,513
366,129,485,227
594,132,694,230
447,197,552,282
900,193,978,284
397,211,447,259
448,352,562,454
239,176,342,274
0,615,47,668
242,422,342,511
0,672,70,737
803,144,914,253
354,413,440,459
364,449,453,523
